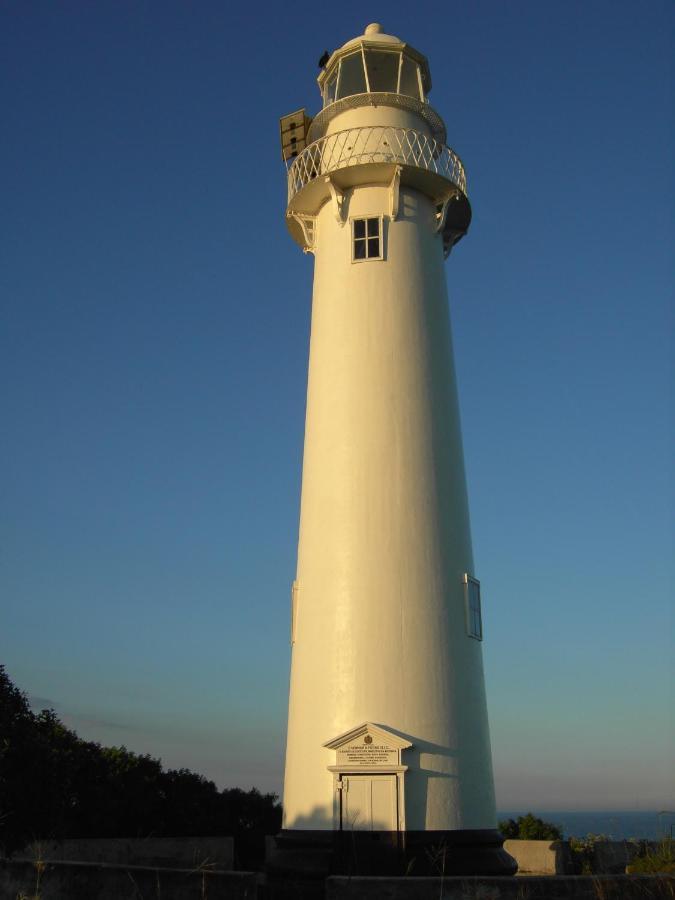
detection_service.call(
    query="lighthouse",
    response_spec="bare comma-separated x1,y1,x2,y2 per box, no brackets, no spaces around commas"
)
274,24,516,877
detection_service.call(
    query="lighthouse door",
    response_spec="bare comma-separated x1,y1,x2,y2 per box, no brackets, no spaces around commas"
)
339,775,398,832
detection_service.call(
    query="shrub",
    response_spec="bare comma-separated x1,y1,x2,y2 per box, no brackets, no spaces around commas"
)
499,812,563,840
569,833,609,874
626,838,675,874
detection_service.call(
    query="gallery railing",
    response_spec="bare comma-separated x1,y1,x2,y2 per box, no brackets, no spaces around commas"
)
287,125,467,204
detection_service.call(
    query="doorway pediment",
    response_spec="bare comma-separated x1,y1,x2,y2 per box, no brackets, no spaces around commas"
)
324,722,412,769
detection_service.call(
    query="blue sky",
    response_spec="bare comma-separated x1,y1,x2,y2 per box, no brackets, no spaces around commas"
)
1,0,672,811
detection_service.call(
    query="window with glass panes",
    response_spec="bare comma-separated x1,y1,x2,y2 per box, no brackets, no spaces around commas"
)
464,575,483,640
352,217,382,261
321,50,424,107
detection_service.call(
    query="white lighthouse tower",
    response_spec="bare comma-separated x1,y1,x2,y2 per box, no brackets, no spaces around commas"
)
274,24,515,877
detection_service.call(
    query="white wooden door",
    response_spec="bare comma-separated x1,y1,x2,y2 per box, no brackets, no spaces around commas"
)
340,774,397,831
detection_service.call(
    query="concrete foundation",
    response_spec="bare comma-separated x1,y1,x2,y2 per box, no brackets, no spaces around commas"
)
267,828,516,880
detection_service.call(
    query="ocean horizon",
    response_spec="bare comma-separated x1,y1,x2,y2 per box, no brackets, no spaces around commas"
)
497,810,675,841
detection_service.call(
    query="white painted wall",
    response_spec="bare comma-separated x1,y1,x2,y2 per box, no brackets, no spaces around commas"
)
322,104,433,139
281,23,496,835
282,177,497,832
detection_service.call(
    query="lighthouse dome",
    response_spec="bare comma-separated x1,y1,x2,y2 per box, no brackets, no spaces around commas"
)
339,23,403,51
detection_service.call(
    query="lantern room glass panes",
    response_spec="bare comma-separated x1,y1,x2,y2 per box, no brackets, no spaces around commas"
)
323,49,425,106
399,55,422,100
324,68,338,105
365,50,399,92
337,52,367,99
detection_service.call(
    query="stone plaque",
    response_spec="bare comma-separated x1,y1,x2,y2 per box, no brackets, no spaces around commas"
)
336,737,398,767
325,722,412,773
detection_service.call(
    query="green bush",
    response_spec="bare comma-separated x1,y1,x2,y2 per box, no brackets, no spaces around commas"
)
569,833,608,874
627,838,675,874
499,812,563,840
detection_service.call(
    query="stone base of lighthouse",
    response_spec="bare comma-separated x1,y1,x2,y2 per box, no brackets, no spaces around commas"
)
269,724,516,880
267,828,517,880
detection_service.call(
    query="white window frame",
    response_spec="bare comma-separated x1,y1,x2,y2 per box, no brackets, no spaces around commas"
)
463,574,483,641
335,57,343,102
323,67,338,106
363,47,401,94
397,54,422,99
361,46,370,92
336,50,368,101
417,65,425,102
351,215,384,263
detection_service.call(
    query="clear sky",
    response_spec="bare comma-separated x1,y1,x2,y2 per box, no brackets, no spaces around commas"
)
1,0,672,812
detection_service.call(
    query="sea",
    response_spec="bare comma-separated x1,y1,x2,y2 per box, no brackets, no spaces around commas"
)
497,811,675,841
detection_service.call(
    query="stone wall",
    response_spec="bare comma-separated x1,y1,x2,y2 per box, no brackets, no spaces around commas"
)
503,839,573,874
0,858,256,900
326,874,675,899
20,835,234,870
4,860,672,900
503,839,659,875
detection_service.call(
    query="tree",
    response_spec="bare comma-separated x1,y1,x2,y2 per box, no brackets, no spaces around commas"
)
0,665,281,867
1,667,98,852
499,812,563,840
0,665,59,853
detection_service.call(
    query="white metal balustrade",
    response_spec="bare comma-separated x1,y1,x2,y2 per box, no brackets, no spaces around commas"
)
287,125,467,205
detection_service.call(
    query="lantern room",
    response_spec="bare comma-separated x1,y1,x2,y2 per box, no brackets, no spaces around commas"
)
318,23,431,106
